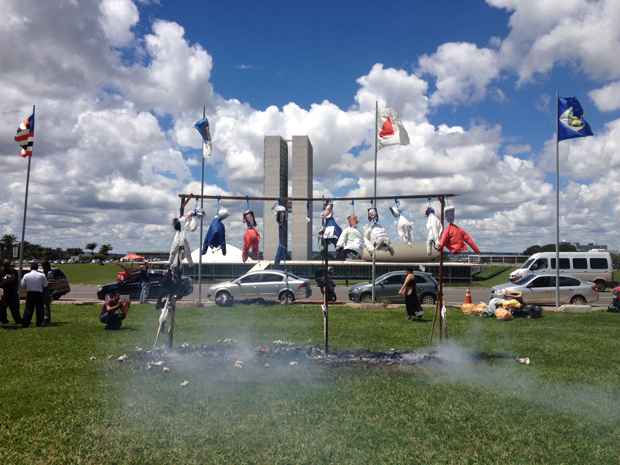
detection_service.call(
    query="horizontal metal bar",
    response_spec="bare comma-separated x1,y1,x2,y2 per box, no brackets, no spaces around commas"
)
178,193,457,202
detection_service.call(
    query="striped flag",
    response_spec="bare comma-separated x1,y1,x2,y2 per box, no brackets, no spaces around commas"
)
15,112,35,157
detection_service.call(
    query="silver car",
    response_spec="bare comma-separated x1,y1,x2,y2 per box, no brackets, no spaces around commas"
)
348,271,438,304
491,274,598,305
208,270,312,306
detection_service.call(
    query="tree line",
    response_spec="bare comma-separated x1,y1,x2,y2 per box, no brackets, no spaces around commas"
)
0,234,114,262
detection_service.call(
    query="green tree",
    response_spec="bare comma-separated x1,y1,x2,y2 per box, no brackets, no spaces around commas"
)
0,234,17,259
66,248,83,257
523,243,577,255
85,243,97,255
98,243,113,256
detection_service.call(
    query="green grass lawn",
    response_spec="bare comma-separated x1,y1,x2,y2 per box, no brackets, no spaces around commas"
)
57,263,122,284
1,303,619,465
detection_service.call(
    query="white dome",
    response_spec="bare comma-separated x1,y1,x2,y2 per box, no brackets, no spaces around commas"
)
188,244,253,264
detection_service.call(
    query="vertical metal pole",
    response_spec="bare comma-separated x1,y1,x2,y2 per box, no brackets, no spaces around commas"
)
18,104,35,281
430,197,445,344
555,92,560,310
168,295,176,349
372,100,378,302
323,236,329,355
197,105,206,306
438,197,445,341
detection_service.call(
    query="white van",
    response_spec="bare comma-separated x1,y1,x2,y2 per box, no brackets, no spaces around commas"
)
510,251,613,290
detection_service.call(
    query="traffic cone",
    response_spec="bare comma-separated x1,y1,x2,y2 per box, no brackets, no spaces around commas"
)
464,288,472,305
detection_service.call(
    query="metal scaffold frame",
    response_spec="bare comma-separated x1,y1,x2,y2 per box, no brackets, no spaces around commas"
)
177,192,456,352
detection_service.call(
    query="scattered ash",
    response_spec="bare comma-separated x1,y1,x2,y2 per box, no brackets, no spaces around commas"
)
122,341,439,371
110,341,530,375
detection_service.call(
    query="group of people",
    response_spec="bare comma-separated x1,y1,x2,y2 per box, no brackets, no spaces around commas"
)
0,259,53,327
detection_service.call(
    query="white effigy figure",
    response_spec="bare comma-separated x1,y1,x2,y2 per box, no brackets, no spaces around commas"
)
425,206,443,256
169,212,198,268
363,207,395,256
389,205,414,247
336,214,363,259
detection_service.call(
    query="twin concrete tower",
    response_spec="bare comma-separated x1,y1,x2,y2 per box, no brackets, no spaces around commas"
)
263,136,313,261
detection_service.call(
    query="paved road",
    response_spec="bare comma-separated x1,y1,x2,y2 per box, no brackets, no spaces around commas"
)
63,283,613,307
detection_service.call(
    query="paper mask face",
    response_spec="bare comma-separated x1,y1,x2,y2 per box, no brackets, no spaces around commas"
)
347,214,358,227
274,205,287,225
445,207,455,224
368,207,378,222
243,210,257,227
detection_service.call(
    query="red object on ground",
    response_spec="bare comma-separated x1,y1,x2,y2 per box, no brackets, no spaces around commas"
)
121,253,145,262
464,288,472,304
438,223,481,254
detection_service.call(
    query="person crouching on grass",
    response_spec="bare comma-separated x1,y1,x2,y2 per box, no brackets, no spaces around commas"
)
399,267,424,320
100,293,129,330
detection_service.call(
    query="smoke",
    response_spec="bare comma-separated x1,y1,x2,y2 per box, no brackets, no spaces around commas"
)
424,341,620,424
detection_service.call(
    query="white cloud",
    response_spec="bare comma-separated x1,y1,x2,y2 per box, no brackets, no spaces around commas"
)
590,81,620,112
99,0,139,47
419,1,620,109
488,0,620,83
418,42,500,106
120,20,214,115
2,0,620,254
355,64,429,122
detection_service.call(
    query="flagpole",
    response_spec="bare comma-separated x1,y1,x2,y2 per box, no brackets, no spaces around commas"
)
18,104,34,281
372,100,378,303
197,104,206,306
555,92,560,310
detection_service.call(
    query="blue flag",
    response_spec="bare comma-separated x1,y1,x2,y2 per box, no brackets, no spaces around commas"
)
558,97,593,141
193,116,212,157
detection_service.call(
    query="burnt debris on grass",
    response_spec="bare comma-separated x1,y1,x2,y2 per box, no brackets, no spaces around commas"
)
109,340,531,372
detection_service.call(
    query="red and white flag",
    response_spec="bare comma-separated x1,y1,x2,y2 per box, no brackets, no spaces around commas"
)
377,109,409,149
15,112,35,157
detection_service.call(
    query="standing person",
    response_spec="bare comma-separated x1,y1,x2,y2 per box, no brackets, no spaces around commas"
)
399,268,423,320
139,262,150,304
41,261,53,325
0,259,21,325
20,262,47,328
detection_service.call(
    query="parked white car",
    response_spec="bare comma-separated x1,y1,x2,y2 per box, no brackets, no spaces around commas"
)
493,274,599,305
510,251,612,290
208,270,312,306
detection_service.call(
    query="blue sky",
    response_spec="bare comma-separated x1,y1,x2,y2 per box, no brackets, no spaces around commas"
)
3,0,620,253
141,0,613,166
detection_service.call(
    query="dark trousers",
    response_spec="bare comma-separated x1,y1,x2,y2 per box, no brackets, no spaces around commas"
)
0,294,21,324
22,291,44,327
100,312,124,330
405,292,422,318
43,289,52,323
274,244,287,265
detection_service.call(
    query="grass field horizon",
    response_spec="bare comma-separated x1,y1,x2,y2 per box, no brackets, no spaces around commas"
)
1,303,619,464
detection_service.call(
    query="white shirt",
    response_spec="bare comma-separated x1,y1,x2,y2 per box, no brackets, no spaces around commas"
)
396,214,414,246
21,270,48,293
426,212,443,244
363,223,391,252
336,226,363,254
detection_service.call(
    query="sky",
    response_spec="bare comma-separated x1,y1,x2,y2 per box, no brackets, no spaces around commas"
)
2,0,620,254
